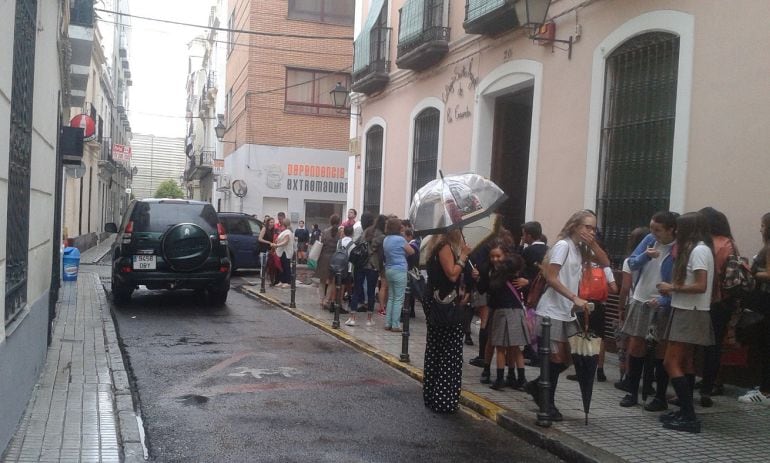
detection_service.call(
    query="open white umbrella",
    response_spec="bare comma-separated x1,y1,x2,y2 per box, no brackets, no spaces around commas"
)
408,171,507,237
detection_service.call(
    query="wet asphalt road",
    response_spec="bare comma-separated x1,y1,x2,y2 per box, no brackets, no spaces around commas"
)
106,271,560,463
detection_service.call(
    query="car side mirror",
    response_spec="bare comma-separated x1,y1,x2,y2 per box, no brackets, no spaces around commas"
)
105,223,118,233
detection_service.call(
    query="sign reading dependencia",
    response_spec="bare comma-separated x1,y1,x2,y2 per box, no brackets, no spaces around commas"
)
285,163,348,194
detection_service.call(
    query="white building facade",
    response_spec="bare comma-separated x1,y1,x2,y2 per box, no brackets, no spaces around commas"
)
0,0,70,453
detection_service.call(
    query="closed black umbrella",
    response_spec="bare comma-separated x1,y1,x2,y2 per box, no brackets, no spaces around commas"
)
569,310,601,425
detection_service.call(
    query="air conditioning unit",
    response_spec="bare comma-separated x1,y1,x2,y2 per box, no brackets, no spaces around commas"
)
216,174,231,192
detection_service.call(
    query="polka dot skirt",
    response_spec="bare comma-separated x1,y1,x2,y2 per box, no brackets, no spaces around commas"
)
423,323,464,413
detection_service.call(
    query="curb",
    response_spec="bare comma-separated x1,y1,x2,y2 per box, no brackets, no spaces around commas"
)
240,285,624,463
93,273,146,462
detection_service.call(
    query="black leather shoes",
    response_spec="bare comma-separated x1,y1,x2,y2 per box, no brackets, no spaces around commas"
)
620,394,638,407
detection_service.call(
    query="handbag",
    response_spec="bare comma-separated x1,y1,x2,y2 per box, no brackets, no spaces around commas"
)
268,251,283,273
526,272,547,308
407,268,428,302
722,240,755,300
423,290,465,327
579,264,609,302
735,308,765,345
306,240,323,269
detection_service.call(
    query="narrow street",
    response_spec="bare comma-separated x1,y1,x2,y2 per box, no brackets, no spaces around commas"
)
107,270,560,462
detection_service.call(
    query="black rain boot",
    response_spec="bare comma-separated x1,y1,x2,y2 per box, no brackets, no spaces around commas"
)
645,359,669,412
620,356,644,407
481,365,491,384
664,376,700,433
490,369,506,390
548,362,566,421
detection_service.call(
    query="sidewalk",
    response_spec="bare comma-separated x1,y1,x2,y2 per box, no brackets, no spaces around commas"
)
242,270,770,463
1,273,144,463
79,234,115,265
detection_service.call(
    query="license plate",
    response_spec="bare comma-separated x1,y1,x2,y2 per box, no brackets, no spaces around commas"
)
133,255,156,270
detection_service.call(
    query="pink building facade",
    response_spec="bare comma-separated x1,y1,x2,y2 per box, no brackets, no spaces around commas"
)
350,0,770,262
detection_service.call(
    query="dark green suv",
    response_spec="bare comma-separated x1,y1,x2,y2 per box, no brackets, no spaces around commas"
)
105,199,231,306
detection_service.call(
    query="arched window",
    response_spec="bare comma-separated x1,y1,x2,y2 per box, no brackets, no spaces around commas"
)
411,107,440,197
363,125,384,215
597,32,679,263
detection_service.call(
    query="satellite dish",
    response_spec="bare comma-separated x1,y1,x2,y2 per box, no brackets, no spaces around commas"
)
66,161,86,179
232,179,248,197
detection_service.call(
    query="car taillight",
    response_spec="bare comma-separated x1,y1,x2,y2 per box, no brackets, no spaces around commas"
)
122,221,134,244
217,223,227,243
120,265,132,273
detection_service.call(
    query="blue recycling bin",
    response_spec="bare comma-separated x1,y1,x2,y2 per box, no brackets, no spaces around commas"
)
62,247,81,281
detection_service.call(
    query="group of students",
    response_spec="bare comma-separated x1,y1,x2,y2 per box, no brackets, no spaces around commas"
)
418,207,770,434
312,209,420,332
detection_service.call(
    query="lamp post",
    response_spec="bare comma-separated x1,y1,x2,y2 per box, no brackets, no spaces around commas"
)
516,0,573,59
329,82,361,117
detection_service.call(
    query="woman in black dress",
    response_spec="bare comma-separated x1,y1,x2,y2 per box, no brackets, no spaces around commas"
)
423,229,471,413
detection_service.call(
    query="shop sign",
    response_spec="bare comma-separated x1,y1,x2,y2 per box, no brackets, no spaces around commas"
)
441,58,478,124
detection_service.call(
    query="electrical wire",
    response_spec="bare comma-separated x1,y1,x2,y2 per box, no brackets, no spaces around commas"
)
94,7,353,41
95,18,353,57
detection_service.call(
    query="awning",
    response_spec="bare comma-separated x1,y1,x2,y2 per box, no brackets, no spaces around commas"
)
398,0,424,44
353,0,387,73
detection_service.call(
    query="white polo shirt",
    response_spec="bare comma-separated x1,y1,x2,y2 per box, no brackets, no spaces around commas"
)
671,242,714,311
536,238,582,322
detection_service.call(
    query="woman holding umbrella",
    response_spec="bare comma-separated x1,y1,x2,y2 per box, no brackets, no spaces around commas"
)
524,210,609,421
423,229,472,413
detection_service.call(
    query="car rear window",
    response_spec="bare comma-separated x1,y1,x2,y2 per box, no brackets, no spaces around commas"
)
130,202,219,233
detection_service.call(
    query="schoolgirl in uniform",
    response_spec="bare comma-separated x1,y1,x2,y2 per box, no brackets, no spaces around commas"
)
474,242,530,390
657,212,715,433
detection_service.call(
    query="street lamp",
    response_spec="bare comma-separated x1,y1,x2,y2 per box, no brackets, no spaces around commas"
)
516,0,573,59
215,121,237,145
329,82,361,116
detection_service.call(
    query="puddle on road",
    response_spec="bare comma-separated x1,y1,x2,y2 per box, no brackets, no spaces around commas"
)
176,394,210,407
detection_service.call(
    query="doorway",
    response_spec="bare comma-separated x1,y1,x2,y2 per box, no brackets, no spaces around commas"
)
490,87,533,243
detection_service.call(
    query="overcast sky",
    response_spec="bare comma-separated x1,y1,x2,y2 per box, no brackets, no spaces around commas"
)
102,0,214,138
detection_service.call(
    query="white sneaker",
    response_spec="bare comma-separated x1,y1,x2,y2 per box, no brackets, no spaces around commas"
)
344,318,356,326
365,319,375,327
738,387,770,405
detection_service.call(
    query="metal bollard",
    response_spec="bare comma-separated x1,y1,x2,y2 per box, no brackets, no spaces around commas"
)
331,272,342,329
536,316,552,428
289,247,297,308
260,252,267,294
400,284,411,363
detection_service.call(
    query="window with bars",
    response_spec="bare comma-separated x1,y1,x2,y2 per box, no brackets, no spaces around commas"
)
288,0,354,26
411,108,440,198
6,0,38,323
596,32,679,265
353,0,389,75
285,68,351,116
363,125,384,215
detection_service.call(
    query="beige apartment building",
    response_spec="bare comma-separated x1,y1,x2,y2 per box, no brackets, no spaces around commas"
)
220,0,354,225
350,0,770,263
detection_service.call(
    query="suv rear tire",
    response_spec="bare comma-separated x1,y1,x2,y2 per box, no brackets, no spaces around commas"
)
112,279,133,305
207,280,230,306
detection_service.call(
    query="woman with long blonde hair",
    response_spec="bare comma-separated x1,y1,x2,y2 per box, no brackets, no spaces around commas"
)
524,210,610,421
423,228,471,413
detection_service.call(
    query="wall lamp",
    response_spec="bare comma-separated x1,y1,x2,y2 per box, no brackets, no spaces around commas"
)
214,121,237,145
517,0,573,59
329,82,361,117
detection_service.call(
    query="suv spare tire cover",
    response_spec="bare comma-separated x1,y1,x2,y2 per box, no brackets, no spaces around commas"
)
161,223,212,271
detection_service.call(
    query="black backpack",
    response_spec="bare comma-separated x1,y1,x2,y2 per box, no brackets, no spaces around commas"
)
349,239,370,269
329,240,354,276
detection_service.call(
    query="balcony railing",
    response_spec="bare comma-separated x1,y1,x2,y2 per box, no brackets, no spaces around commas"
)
463,0,520,35
352,27,391,95
199,149,214,167
70,0,94,27
396,0,449,71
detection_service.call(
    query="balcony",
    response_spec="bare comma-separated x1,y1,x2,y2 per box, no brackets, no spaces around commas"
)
70,0,94,27
68,0,94,106
352,27,391,95
189,149,214,179
464,0,524,35
396,0,450,72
